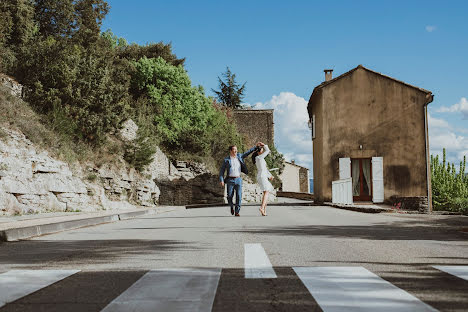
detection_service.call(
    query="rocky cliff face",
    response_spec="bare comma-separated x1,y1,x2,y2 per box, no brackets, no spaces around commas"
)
0,127,160,215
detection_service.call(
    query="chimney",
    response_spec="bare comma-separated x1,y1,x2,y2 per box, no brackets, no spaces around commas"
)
324,69,333,81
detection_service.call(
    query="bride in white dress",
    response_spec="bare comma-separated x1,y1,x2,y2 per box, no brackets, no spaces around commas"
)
252,142,274,216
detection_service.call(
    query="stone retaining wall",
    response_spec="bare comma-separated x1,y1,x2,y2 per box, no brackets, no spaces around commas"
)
390,196,429,212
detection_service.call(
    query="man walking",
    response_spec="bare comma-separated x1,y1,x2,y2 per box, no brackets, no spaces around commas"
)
219,144,258,216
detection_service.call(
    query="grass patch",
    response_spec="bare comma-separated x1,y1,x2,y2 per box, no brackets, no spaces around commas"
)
86,173,98,182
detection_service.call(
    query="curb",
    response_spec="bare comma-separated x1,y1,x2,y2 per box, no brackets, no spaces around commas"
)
0,207,179,242
324,202,393,213
186,202,317,209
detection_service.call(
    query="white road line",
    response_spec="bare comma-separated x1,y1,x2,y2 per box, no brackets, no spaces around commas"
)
244,243,277,279
433,265,468,281
293,266,438,312
101,268,221,312
0,270,80,308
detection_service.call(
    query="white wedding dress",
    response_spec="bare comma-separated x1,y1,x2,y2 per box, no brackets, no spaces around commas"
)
256,145,274,192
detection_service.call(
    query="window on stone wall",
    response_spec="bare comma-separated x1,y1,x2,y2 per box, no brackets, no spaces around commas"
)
308,115,316,139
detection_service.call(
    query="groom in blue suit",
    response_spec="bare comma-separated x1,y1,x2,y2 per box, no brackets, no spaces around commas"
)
219,144,258,216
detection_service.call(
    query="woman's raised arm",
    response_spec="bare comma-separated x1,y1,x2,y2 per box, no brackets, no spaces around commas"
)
257,145,270,159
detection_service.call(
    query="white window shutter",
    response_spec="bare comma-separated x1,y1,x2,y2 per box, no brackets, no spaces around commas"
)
339,158,351,179
372,157,384,203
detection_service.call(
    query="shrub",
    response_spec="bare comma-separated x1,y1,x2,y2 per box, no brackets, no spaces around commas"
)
123,126,156,172
130,57,244,162
431,149,468,214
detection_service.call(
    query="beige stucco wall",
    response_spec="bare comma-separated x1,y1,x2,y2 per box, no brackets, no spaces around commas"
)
281,163,301,192
309,67,430,203
280,162,310,193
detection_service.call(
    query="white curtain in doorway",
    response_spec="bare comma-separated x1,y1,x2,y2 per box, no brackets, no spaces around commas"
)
362,160,371,196
352,159,360,196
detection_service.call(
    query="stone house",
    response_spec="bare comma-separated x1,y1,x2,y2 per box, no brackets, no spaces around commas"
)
280,161,310,193
233,109,274,147
307,65,433,211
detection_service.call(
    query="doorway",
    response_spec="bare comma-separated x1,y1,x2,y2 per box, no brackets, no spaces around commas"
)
351,158,372,201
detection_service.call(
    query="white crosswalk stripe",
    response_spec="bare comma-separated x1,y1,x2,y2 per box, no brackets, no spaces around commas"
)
293,266,439,312
1,265,467,310
433,265,468,281
0,269,80,308
244,243,277,278
101,268,221,312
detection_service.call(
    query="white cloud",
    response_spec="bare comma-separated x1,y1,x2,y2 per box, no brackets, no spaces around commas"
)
428,113,449,129
436,97,468,119
425,25,436,32
430,132,466,150
252,92,313,171
457,150,468,161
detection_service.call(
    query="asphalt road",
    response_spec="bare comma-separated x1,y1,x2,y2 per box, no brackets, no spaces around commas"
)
0,205,467,311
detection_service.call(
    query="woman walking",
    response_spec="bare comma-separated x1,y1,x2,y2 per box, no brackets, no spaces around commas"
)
252,142,274,216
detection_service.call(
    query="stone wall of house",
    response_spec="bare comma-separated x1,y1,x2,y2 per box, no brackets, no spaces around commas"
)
233,109,274,147
299,167,310,193
308,66,431,204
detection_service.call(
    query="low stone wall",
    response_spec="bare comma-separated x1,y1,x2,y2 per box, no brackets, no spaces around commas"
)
389,196,429,212
157,173,224,206
157,167,277,206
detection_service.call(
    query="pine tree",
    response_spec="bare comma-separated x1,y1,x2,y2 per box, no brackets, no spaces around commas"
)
212,67,246,109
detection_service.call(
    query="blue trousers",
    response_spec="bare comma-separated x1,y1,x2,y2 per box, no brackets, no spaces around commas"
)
226,177,242,214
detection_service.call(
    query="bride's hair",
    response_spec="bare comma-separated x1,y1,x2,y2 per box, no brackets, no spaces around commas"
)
251,146,262,164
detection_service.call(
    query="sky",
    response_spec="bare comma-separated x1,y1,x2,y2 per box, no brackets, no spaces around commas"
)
102,0,468,173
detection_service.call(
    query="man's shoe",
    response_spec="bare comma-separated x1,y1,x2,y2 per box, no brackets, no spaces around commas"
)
230,207,234,215
235,213,240,217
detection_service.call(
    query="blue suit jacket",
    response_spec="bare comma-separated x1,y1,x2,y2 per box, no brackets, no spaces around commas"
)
219,146,257,182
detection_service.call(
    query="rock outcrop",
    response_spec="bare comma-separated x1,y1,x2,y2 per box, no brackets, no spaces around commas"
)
0,74,22,98
0,127,160,215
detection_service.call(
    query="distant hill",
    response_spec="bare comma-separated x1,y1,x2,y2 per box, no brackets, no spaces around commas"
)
309,179,313,194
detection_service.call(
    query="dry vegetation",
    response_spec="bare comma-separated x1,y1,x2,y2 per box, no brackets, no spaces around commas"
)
0,86,123,167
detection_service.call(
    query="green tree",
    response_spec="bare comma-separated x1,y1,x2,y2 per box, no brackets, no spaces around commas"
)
212,67,246,109
73,0,109,47
34,0,76,38
431,148,468,214
119,42,185,66
13,0,131,144
131,57,243,160
123,125,156,172
0,0,36,73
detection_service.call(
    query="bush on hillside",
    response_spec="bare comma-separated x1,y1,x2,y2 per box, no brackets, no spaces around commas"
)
130,56,244,164
123,125,156,172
